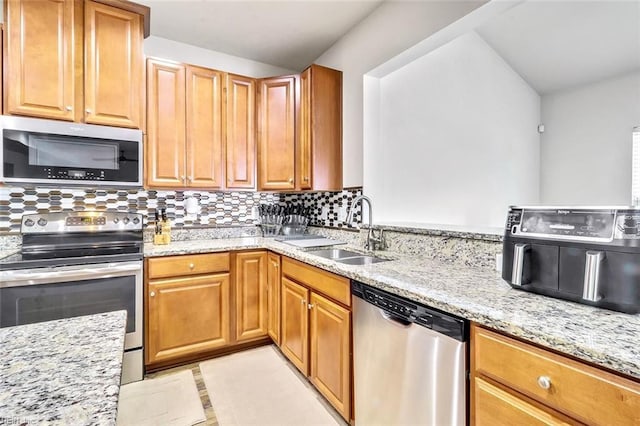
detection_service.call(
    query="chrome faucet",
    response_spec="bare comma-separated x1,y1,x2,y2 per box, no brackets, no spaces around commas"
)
346,195,385,251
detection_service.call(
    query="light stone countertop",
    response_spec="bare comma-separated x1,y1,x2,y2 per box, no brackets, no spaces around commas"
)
145,237,640,380
0,311,127,425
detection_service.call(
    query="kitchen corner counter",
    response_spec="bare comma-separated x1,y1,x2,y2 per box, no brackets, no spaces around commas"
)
143,238,640,381
0,311,127,425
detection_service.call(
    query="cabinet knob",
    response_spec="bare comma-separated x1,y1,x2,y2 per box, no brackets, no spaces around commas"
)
85,109,92,114
66,106,73,111
537,375,551,390
300,299,305,305
189,263,195,270
303,176,309,182
150,291,156,297
288,178,294,184
308,303,314,310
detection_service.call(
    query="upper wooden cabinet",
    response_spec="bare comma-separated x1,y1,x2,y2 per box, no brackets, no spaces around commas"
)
257,75,296,191
4,0,145,128
298,64,343,191
146,58,225,189
226,74,257,189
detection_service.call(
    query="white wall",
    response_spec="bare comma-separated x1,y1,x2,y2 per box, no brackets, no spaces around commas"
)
144,36,295,78
540,72,640,205
314,1,487,187
365,32,540,228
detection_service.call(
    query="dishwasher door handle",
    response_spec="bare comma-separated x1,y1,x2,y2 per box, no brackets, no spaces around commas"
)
379,309,412,328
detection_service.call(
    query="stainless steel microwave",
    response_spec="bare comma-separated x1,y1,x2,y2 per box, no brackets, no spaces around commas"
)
0,116,143,187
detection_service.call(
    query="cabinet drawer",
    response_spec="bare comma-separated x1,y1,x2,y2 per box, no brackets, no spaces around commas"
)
473,326,640,426
148,253,230,279
282,257,350,306
474,378,573,426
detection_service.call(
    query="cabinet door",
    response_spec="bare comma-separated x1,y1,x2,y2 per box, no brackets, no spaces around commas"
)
267,253,281,345
147,273,230,364
280,276,309,375
146,58,186,188
225,74,256,189
84,1,143,128
4,0,80,121
297,68,312,190
474,378,572,426
235,251,268,342
257,76,296,190
186,65,225,188
309,292,351,420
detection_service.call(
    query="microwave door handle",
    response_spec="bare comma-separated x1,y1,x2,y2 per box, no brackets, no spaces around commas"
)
511,243,529,286
0,263,141,288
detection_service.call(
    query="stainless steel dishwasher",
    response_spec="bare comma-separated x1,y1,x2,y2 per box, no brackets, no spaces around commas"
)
352,281,468,425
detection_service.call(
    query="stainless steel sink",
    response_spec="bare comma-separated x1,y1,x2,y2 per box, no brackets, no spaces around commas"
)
336,255,389,265
310,248,389,265
310,248,364,259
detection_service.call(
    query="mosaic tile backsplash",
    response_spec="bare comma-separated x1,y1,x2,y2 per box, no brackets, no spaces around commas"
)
0,186,363,233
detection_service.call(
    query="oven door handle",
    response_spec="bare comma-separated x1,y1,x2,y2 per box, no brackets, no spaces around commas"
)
0,262,142,287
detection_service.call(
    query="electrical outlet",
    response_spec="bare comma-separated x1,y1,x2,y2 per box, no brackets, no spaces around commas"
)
338,206,348,222
251,206,260,220
321,206,329,221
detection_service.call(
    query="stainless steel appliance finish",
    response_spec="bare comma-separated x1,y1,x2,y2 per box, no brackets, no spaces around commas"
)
503,206,640,314
352,281,468,426
0,115,143,187
0,211,145,384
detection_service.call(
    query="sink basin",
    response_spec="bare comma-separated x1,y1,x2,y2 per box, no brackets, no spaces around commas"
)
310,248,364,260
336,255,389,265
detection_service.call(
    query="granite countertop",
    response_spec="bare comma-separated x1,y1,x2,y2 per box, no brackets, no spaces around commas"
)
0,311,127,425
145,238,640,380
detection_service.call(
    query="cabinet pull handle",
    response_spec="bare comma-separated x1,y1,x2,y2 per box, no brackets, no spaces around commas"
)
537,376,551,390
150,291,156,297
66,106,73,111
189,263,195,270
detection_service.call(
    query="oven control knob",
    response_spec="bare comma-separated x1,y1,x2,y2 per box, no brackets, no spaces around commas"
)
113,218,120,224
37,218,48,227
123,217,130,224
24,219,35,227
132,217,140,225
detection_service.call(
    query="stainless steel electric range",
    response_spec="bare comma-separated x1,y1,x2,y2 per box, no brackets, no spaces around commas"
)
0,211,144,384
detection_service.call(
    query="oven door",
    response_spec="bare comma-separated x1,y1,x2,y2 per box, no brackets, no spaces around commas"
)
0,261,142,350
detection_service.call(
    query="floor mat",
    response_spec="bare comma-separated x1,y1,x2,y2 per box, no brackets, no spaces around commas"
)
117,369,206,426
199,345,342,426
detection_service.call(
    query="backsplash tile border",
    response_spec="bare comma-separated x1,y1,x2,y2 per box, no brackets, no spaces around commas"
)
0,186,363,234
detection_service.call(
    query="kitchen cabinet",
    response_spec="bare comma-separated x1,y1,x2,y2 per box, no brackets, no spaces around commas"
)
146,253,231,365
297,64,343,191
281,257,352,421
146,58,224,188
266,252,281,345
471,324,640,426
235,251,268,342
257,75,296,190
4,0,145,128
226,73,257,189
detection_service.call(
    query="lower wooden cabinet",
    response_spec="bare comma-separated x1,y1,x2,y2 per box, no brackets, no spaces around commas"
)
266,253,281,345
280,257,352,421
471,324,640,426
235,251,268,342
147,273,230,364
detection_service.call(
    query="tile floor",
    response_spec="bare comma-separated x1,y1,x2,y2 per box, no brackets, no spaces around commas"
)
144,345,347,426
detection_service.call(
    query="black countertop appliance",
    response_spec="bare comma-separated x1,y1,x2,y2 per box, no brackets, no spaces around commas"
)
502,206,640,314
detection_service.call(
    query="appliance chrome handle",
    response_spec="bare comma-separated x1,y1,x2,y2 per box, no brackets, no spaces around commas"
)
583,251,605,302
0,263,141,288
379,309,412,328
511,243,529,286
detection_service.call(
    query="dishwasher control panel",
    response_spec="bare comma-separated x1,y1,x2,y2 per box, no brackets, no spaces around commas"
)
352,280,468,342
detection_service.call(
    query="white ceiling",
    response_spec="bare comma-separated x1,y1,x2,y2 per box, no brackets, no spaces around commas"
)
476,0,640,94
138,0,384,71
